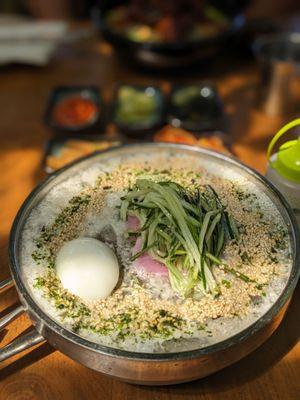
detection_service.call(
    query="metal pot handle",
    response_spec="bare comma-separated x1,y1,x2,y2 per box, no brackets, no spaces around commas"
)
0,328,44,362
0,277,14,292
0,278,45,363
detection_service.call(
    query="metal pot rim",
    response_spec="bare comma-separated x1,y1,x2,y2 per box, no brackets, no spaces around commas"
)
8,143,300,361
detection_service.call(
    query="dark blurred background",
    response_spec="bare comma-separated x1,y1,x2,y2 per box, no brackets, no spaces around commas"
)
0,0,298,19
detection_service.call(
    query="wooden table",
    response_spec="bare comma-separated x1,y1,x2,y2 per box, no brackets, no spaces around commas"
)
0,27,299,400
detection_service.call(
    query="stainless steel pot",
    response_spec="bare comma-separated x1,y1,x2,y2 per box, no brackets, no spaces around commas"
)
0,143,299,385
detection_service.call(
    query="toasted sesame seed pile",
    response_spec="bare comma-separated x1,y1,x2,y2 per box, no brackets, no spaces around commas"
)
31,159,291,351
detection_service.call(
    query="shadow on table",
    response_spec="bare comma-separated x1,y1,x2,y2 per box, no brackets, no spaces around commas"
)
0,325,54,380
242,132,273,152
224,82,255,141
139,282,300,396
0,301,22,320
0,302,22,346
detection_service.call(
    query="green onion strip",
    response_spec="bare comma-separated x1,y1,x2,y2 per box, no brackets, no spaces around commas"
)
121,179,240,297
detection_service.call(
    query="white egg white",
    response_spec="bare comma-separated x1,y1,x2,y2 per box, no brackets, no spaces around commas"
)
55,237,119,301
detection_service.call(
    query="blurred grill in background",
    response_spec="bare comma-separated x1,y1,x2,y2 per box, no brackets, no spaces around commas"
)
94,0,253,68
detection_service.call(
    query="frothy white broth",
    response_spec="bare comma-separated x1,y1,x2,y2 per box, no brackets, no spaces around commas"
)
19,149,292,353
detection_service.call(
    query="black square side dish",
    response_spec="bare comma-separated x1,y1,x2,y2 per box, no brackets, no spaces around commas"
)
44,86,105,135
111,84,165,137
166,83,226,132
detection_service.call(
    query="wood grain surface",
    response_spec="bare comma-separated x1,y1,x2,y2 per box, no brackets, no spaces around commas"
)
0,26,299,400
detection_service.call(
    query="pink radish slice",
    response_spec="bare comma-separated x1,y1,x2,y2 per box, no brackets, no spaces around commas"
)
133,253,169,277
133,237,142,254
127,215,140,231
132,237,169,277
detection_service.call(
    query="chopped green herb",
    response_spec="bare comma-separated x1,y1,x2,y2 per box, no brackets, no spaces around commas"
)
221,279,231,288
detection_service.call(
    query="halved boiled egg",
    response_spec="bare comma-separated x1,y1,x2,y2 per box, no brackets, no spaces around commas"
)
55,237,119,301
